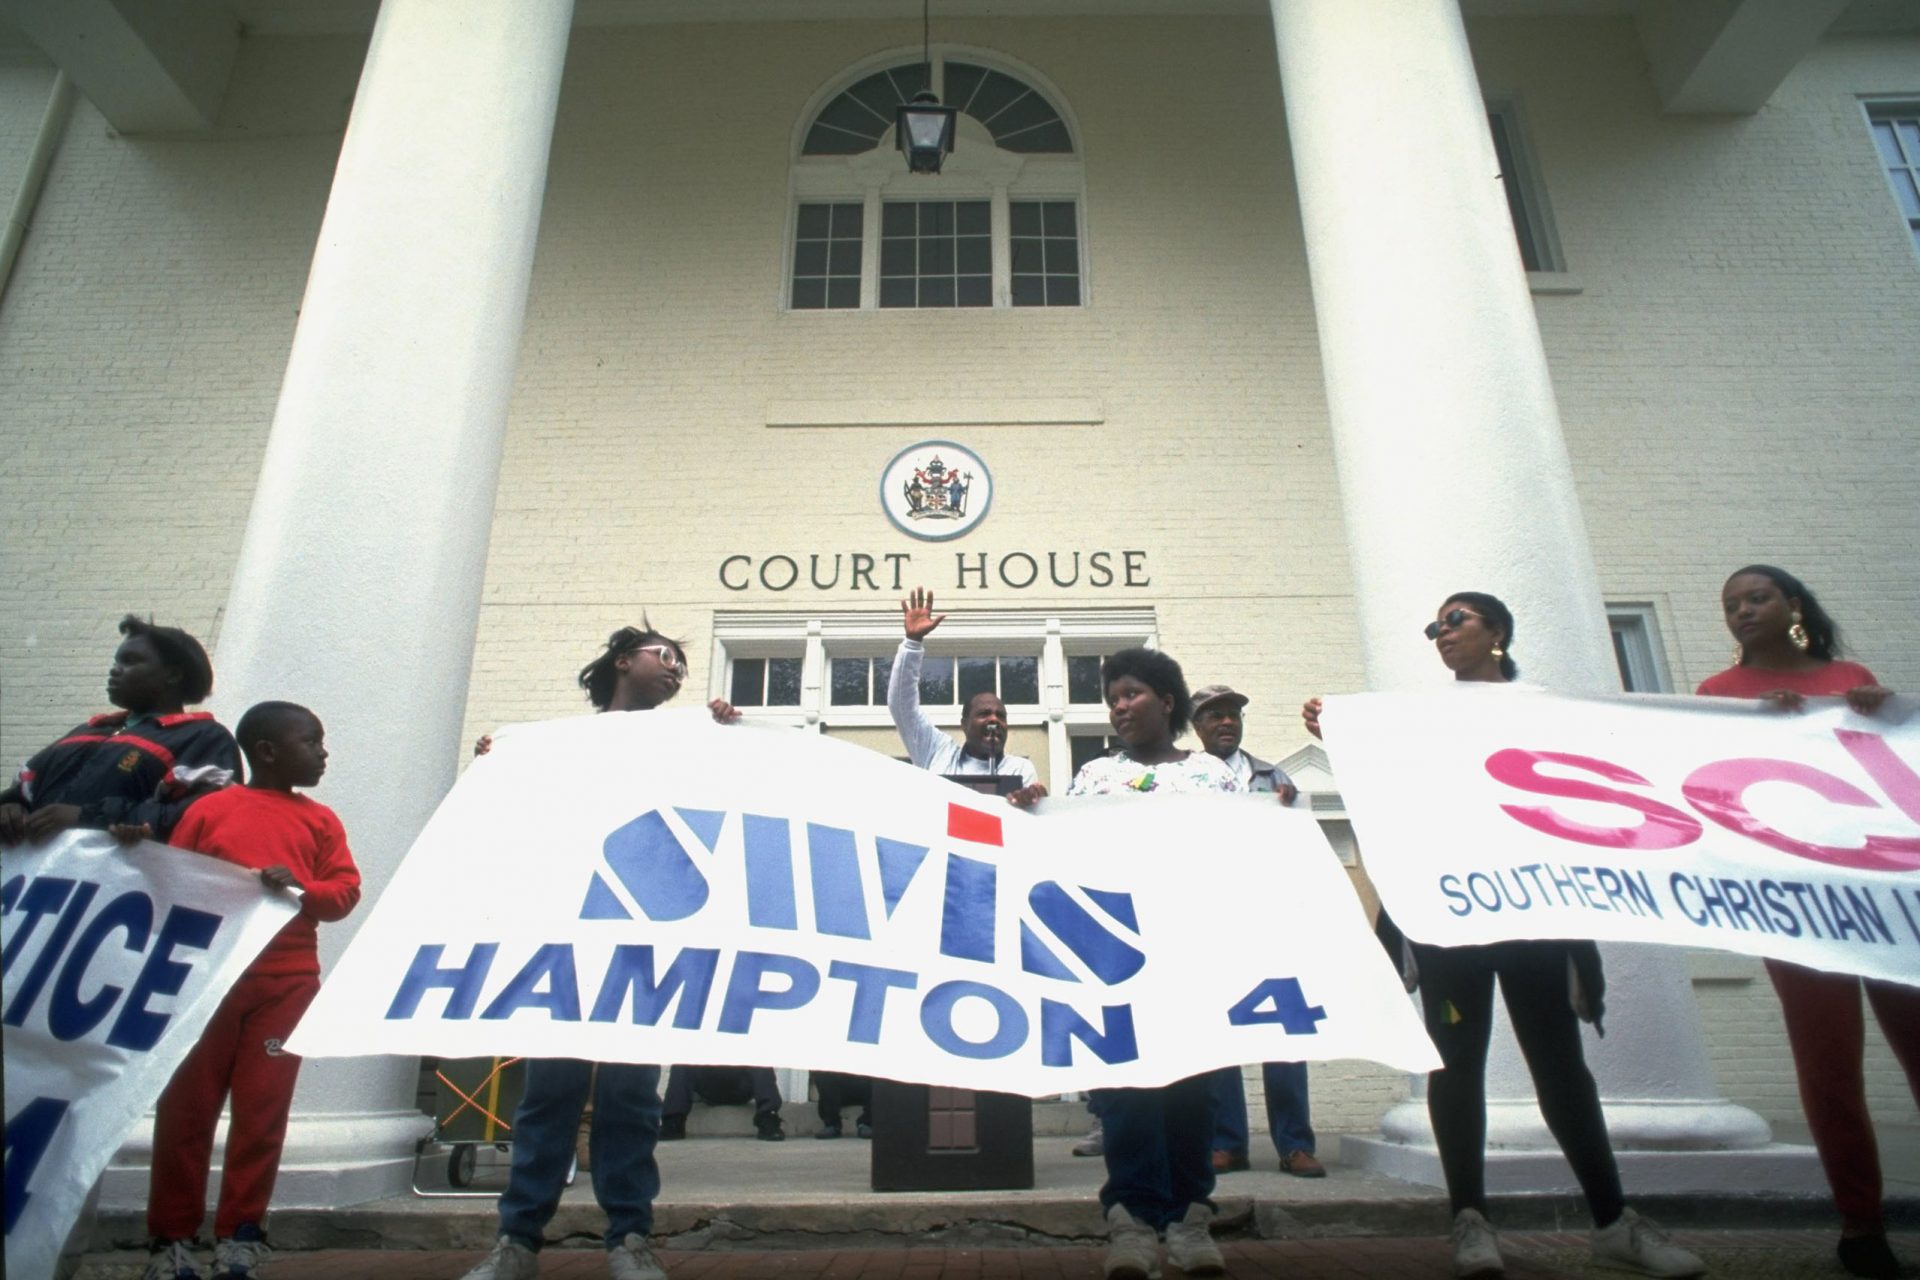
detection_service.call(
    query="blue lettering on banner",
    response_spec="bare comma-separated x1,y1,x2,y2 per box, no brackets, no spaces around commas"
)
1226,978,1327,1035
48,890,154,1041
480,943,581,1022
0,874,223,1051
826,959,917,1043
920,979,1028,1059
1438,863,1913,955
378,799,1181,1069
1436,864,1663,920
1670,873,1899,946
386,943,500,1020
718,951,820,1033
3,1095,70,1235
382,941,1148,1067
567,804,1150,987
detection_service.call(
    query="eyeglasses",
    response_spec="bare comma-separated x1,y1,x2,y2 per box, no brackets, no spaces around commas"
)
1423,609,1484,641
632,644,687,677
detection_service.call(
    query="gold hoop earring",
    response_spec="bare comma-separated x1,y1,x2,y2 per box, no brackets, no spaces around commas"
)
1788,612,1810,652
1490,646,1505,659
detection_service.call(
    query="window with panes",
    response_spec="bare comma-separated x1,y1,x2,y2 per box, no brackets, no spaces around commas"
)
1868,104,1920,255
789,54,1084,311
712,612,1157,792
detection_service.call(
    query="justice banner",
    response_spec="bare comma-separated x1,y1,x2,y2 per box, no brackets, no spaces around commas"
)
1318,688,1920,985
3,831,299,1280
289,709,1440,1090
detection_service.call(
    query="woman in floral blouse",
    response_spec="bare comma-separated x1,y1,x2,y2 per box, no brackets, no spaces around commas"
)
1013,647,1234,1279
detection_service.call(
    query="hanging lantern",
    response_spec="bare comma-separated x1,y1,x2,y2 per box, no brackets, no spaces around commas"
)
897,90,957,175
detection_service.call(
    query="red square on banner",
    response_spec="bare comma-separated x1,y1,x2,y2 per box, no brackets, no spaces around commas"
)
947,804,1003,847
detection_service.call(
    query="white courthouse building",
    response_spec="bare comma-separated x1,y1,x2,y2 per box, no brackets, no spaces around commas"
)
2,0,1917,1212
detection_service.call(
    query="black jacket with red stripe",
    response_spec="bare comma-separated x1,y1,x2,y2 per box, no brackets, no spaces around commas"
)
1,711,241,840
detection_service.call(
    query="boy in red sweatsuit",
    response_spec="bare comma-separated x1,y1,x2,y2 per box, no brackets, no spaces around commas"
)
139,700,361,1280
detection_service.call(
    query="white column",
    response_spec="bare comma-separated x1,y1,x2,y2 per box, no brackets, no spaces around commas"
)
104,0,577,1210
1268,0,1798,1194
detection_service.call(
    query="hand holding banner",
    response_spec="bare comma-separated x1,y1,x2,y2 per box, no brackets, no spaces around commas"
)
1319,688,1920,985
288,710,1440,1089
3,831,299,1280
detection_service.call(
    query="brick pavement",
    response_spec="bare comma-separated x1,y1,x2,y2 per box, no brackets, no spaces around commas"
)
76,1230,1919,1279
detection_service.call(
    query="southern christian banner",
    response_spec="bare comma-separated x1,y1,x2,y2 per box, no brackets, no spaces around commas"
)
3,831,298,1280
289,710,1440,1089
1319,688,1920,985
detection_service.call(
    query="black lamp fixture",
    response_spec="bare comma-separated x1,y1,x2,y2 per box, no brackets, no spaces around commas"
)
896,0,956,174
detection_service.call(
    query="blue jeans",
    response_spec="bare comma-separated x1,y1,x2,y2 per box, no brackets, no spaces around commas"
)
1089,1072,1216,1231
497,1058,661,1249
1209,1062,1315,1156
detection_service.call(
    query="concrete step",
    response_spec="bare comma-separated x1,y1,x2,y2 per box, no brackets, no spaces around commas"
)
88,1135,1915,1256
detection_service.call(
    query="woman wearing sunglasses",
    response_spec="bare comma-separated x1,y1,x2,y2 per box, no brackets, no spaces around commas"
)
1697,566,1914,1280
464,623,735,1280
1304,593,1704,1280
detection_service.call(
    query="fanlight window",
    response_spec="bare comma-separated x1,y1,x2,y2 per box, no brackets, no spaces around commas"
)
790,54,1083,310
803,61,1073,157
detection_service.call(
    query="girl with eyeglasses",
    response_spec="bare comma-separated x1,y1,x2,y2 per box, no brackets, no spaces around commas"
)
1696,566,1914,1280
462,623,735,1280
1303,593,1704,1280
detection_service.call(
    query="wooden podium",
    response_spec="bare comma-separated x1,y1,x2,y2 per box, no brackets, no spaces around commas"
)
869,1081,1035,1191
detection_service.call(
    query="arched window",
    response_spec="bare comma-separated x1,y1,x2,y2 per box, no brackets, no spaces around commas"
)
788,51,1085,311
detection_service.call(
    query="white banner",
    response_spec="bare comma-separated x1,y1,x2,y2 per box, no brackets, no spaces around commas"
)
289,710,1440,1089
4,831,299,1280
1320,688,1920,984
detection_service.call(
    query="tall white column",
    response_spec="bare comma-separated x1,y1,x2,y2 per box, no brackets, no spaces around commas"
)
103,0,577,1210
1268,0,1798,1194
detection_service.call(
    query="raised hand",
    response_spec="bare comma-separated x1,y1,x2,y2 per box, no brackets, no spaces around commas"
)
901,587,946,642
1301,697,1324,741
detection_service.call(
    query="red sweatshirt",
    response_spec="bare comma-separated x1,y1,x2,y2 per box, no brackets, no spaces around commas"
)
169,786,361,976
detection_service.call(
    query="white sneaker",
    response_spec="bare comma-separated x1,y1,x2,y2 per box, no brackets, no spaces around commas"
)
1590,1208,1706,1278
212,1225,271,1277
1102,1203,1161,1280
607,1232,667,1280
460,1235,540,1280
1073,1118,1105,1157
1451,1208,1503,1279
142,1240,203,1280
1163,1203,1225,1277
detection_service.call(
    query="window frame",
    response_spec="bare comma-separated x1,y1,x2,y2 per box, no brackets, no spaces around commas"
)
1862,98,1920,260
710,609,1157,789
1607,603,1674,694
1485,94,1571,283
784,47,1088,313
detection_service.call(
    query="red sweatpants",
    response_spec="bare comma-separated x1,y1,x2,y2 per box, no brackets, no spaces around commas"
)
1767,960,1920,1232
147,969,319,1240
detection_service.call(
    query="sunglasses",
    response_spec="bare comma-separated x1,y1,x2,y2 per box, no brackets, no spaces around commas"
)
1423,608,1484,641
631,643,687,677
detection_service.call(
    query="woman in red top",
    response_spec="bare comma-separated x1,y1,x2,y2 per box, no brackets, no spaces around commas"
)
1697,565,1918,1280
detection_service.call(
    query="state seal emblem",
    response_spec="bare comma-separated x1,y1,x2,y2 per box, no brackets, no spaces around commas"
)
880,440,992,541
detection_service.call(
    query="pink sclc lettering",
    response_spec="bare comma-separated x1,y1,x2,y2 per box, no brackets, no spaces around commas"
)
1836,729,1920,827
1485,749,1703,851
1682,751,1920,875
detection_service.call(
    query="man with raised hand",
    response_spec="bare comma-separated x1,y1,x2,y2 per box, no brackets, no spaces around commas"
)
887,587,1039,788
1189,683,1323,1180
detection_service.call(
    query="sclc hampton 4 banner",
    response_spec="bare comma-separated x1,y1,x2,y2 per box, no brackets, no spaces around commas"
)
288,711,1442,1089
1319,688,1920,986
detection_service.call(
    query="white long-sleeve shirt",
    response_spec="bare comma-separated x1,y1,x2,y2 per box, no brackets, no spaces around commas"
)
886,639,1038,785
